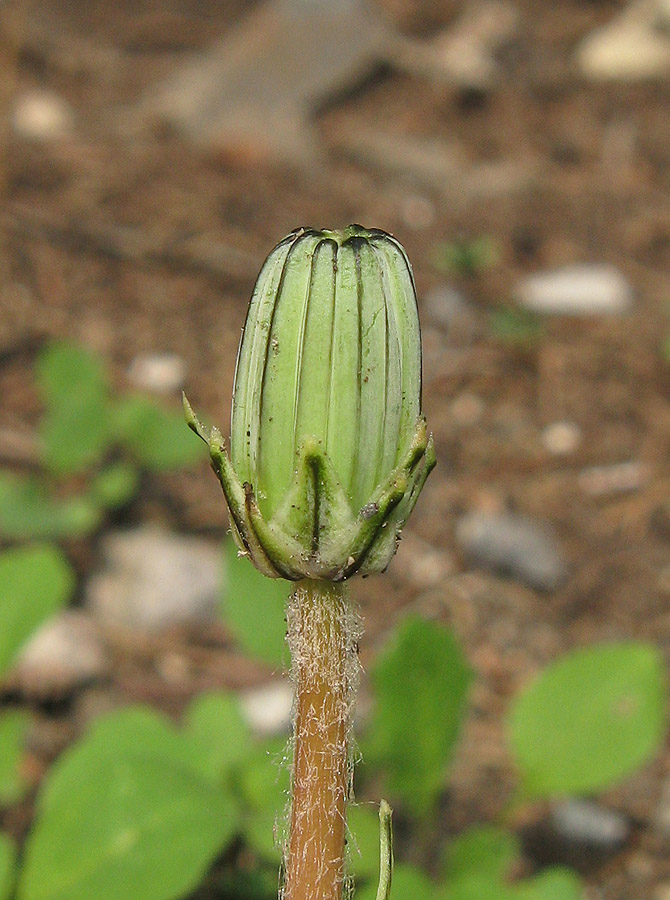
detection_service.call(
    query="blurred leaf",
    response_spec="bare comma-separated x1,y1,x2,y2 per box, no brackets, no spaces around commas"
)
347,804,383,881
508,642,666,798
222,540,288,666
237,738,289,862
443,825,521,883
355,864,434,900
184,692,251,782
442,875,519,900
516,868,582,900
0,544,75,676
114,394,203,470
0,473,101,540
36,342,111,475
0,710,30,806
19,708,238,900
0,833,17,900
218,868,277,900
488,306,544,347
91,463,139,510
366,617,472,817
433,236,500,278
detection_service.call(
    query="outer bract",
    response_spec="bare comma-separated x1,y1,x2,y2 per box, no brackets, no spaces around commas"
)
185,225,435,580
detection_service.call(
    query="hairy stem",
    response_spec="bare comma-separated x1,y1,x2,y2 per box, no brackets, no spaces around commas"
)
284,579,359,900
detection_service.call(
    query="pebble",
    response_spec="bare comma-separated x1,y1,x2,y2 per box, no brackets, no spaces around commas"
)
578,460,648,497
87,527,221,633
240,680,294,736
399,194,436,230
12,90,74,141
6,611,109,698
394,531,455,589
550,799,630,852
577,0,670,81
541,421,582,455
450,391,485,427
516,264,634,316
456,510,567,591
127,353,187,394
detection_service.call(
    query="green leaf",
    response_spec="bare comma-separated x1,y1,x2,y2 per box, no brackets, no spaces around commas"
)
114,394,203,470
91,463,139,510
508,642,666,798
355,864,434,900
443,874,519,900
36,342,111,475
184,692,251,782
237,738,289,862
347,804,383,880
0,833,17,900
488,306,544,347
0,544,75,676
19,709,238,900
0,710,30,806
516,868,582,900
222,540,288,666
443,826,521,883
0,473,101,540
367,617,472,817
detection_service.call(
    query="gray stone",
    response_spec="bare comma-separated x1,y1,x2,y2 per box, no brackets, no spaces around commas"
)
87,527,221,633
6,611,109,698
456,510,567,591
550,799,629,852
516,264,633,316
139,0,391,162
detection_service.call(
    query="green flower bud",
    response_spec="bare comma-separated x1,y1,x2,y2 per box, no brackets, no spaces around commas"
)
185,225,435,580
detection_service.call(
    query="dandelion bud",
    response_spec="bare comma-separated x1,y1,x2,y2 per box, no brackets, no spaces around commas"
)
185,225,435,580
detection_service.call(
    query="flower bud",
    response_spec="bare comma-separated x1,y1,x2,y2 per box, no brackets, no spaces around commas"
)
185,225,435,580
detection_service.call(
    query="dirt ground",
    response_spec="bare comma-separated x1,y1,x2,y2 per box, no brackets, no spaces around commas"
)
2,1,670,898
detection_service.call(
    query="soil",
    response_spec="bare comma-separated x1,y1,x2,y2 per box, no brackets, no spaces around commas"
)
1,1,670,898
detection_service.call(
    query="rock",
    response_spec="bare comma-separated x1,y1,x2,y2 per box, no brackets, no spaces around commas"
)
12,90,74,141
127,353,186,394
87,527,221,633
397,0,520,92
394,531,454,590
541,421,582,456
578,0,670,81
550,799,630,852
240,680,294,736
456,510,567,591
6,611,109,698
578,460,649,497
516,264,634,316
139,0,391,162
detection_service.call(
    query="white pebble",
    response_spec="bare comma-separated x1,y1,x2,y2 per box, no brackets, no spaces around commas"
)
127,353,187,394
542,421,582,455
12,90,74,141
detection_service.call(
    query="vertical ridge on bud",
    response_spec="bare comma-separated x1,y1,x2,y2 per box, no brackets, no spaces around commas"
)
257,233,321,517
294,238,338,452
231,235,294,488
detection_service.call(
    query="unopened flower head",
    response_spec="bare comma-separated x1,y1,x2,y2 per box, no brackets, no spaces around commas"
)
185,225,435,580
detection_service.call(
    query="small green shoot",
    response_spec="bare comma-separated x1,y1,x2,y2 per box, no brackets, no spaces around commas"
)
488,306,545,347
432,236,500,278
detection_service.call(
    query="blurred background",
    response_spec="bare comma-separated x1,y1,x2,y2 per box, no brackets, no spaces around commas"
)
1,1,670,898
